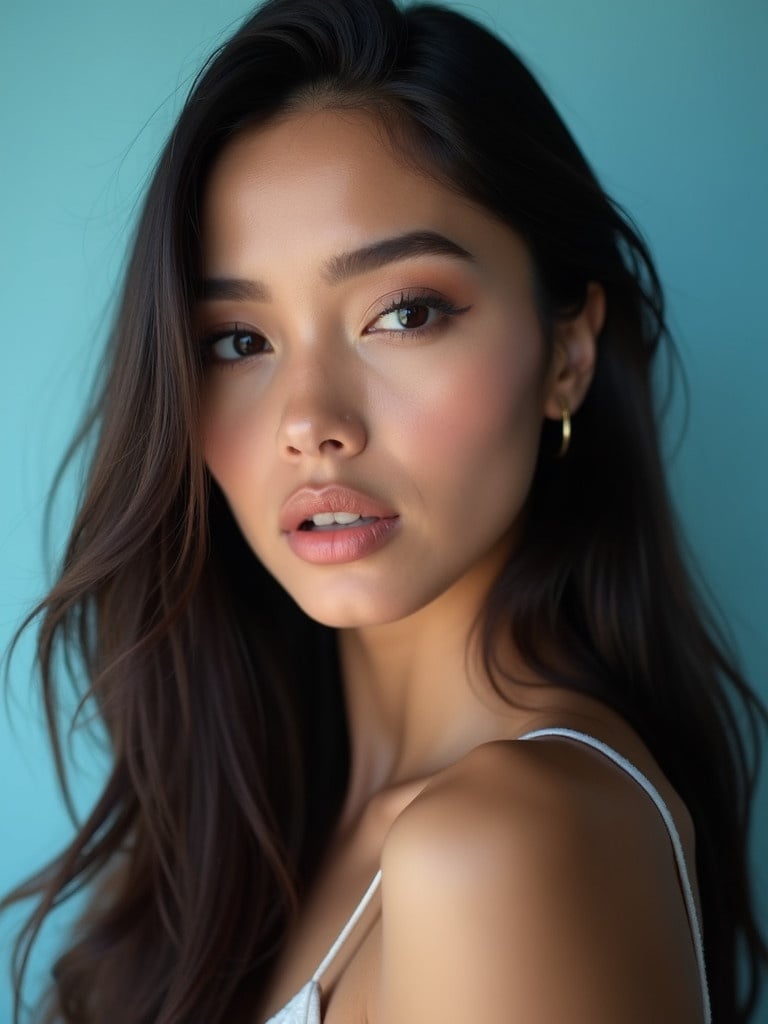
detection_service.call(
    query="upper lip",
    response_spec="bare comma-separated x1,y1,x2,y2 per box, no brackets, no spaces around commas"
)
279,484,399,533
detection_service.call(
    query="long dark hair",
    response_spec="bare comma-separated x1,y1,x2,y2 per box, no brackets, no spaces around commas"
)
3,1,766,1021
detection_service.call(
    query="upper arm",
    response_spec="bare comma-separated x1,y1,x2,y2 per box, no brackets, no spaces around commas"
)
376,742,704,1024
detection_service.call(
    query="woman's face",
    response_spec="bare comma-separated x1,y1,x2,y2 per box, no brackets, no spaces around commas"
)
199,109,577,628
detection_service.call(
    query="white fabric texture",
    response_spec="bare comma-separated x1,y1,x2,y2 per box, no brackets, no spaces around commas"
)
263,728,710,1024
263,869,382,1024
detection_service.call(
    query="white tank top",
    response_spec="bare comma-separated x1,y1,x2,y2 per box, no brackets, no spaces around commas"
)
263,728,711,1024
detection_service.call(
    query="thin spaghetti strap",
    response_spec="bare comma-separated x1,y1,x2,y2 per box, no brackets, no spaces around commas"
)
517,727,711,1024
311,869,383,984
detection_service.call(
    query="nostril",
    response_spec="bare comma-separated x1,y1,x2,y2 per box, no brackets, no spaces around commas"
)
279,411,367,459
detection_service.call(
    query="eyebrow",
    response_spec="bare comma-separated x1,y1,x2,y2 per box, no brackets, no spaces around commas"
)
324,229,474,283
198,277,270,302
198,230,474,302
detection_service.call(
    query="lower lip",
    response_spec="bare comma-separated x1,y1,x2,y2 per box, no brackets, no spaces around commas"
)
285,517,400,564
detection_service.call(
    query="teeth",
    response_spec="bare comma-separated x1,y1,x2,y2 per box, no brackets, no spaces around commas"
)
311,512,362,526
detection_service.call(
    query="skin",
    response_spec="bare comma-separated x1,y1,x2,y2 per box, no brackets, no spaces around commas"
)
198,108,705,1023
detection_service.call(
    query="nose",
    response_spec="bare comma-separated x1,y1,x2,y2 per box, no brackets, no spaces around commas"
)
277,361,367,461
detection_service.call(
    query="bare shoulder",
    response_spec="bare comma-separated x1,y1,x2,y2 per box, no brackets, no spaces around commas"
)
377,738,705,1024
383,737,686,889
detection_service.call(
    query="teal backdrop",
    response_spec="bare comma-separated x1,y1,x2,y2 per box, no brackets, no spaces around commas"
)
1,0,766,1018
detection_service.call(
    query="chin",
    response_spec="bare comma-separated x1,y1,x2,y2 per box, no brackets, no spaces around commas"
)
284,573,463,630
292,596,411,630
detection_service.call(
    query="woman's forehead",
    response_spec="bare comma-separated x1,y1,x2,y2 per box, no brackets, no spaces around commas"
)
204,109,458,235
200,108,531,290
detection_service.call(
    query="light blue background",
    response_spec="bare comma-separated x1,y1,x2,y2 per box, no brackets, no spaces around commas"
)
1,0,766,1019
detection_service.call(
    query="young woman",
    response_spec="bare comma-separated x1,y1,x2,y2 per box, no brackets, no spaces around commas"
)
3,0,766,1021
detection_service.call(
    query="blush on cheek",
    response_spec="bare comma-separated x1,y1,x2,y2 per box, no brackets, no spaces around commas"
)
202,421,255,501
407,346,542,464
200,384,265,484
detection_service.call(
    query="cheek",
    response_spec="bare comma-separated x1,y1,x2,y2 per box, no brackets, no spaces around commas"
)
200,378,267,495
391,337,545,481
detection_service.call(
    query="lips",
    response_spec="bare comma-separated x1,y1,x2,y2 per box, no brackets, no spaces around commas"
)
279,484,399,534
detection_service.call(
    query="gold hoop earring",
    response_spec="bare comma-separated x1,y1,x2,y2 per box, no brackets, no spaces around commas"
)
558,400,571,458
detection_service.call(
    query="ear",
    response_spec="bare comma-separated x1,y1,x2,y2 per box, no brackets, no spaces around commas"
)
543,282,605,420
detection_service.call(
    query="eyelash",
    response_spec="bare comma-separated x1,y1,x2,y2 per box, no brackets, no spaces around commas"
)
366,291,470,337
200,324,269,366
200,291,470,365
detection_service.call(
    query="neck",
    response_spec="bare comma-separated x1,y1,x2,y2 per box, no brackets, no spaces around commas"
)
334,553,539,832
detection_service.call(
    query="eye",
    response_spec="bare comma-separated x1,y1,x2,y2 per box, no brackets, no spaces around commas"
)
203,327,271,363
365,292,470,337
376,302,434,331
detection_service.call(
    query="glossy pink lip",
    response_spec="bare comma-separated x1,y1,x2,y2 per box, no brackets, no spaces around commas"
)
279,484,400,565
279,484,398,533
